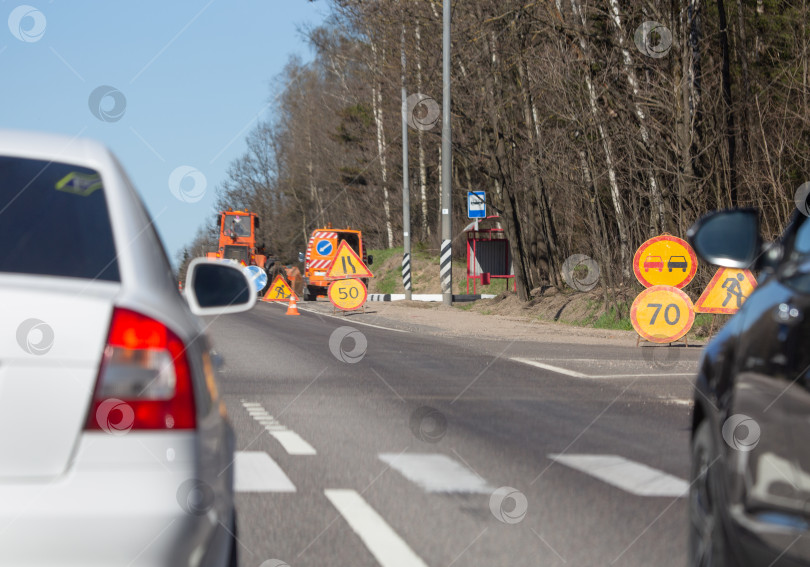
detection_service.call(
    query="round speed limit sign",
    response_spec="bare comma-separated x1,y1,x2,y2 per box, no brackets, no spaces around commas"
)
328,277,368,311
631,285,695,343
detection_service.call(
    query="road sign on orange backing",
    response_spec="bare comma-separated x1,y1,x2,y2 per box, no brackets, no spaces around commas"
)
631,285,695,343
694,268,757,314
262,275,298,302
633,235,697,289
325,241,374,279
328,278,368,311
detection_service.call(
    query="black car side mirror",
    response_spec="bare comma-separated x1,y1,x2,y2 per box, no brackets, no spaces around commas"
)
367,255,373,266
686,208,761,269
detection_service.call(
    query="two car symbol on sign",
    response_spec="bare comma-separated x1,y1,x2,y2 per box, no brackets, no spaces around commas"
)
643,255,688,273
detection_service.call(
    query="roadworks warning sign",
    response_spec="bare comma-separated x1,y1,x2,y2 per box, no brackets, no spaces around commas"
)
694,268,757,314
262,275,298,302
325,241,373,279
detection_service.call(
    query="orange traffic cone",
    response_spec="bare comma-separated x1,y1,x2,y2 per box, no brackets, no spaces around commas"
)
285,295,300,316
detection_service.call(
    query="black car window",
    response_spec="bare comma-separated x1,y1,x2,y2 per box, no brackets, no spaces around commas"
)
0,156,119,281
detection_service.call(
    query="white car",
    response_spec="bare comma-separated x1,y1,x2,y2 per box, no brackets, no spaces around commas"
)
0,130,252,566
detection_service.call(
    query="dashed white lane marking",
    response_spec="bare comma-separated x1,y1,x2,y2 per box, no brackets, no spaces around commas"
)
511,357,695,378
241,401,317,455
263,301,409,333
379,453,492,493
234,451,296,493
549,454,688,497
324,489,429,567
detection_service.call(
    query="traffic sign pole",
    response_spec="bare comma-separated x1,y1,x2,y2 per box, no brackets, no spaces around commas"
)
401,21,412,301
440,0,452,306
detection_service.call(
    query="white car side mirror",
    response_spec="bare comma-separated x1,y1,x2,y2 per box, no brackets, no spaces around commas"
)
184,258,257,316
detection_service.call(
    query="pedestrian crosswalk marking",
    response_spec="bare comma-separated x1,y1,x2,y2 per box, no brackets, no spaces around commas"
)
549,454,688,497
234,451,296,493
379,453,492,493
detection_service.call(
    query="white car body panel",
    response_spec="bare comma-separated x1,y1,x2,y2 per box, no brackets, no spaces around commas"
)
0,130,238,566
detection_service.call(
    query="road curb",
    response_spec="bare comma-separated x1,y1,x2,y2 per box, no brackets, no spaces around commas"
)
367,293,496,302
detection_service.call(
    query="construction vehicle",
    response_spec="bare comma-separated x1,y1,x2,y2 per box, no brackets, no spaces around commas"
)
207,209,303,295
299,225,372,301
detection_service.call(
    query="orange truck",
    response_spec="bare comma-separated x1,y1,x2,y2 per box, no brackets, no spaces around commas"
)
207,209,266,268
299,225,372,300
207,209,302,295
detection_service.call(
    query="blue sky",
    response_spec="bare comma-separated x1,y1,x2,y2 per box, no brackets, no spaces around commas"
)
0,0,327,264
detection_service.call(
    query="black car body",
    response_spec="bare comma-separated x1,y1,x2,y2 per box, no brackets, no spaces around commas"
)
688,208,810,566
668,255,689,272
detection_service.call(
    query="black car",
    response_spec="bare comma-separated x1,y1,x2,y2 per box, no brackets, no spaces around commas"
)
687,208,810,566
668,255,689,272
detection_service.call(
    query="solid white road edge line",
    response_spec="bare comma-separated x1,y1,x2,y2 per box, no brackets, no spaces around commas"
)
324,489,429,567
511,357,694,378
234,451,296,493
510,358,590,378
549,454,688,497
263,301,409,333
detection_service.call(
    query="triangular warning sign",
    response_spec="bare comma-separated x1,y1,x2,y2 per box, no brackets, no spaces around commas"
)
261,275,298,302
694,268,757,314
325,240,374,279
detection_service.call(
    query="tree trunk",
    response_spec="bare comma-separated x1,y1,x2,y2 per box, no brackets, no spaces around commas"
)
717,0,738,206
371,41,394,248
414,18,430,240
517,53,561,287
480,24,532,300
567,0,631,278
607,0,665,235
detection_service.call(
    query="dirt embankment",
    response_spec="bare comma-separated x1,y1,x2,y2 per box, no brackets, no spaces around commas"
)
365,247,718,340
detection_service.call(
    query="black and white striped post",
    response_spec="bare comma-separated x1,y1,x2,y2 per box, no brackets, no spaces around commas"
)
440,0,452,305
402,253,412,291
440,240,451,295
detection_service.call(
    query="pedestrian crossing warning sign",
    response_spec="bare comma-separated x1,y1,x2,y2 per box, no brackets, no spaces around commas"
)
325,241,374,279
262,275,298,302
694,268,757,314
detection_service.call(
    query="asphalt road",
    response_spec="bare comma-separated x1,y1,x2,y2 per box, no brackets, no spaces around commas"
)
207,301,702,567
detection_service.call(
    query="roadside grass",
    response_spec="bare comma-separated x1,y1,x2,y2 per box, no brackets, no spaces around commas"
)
368,246,402,268
550,302,716,335
368,247,402,294
593,305,634,331
546,299,634,331
368,246,468,295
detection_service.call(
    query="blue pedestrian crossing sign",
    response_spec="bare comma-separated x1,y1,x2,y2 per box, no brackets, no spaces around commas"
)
467,191,486,218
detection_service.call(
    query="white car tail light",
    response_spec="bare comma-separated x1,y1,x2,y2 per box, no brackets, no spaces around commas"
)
85,308,196,431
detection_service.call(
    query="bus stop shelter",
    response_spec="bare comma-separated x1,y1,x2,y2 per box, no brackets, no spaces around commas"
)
465,216,515,293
